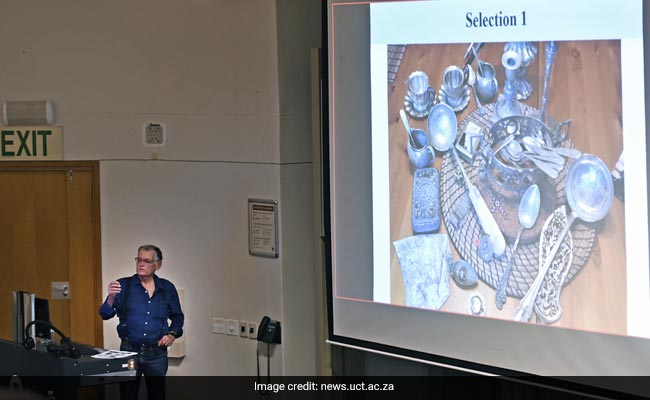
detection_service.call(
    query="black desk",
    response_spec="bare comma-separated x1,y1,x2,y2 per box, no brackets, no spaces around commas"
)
0,339,136,399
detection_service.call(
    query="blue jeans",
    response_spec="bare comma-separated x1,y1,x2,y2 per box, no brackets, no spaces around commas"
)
120,339,168,400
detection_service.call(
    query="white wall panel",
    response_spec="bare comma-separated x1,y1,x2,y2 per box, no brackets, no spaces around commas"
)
0,0,280,163
100,161,282,375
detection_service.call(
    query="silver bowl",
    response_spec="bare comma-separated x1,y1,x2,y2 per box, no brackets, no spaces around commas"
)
427,103,457,152
566,154,614,223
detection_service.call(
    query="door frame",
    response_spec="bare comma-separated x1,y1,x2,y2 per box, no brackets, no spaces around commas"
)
0,161,103,345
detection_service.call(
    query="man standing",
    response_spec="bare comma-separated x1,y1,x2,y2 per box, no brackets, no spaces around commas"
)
100,244,184,400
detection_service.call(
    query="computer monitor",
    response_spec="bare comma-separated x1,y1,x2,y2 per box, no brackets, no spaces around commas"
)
34,297,51,340
12,290,34,343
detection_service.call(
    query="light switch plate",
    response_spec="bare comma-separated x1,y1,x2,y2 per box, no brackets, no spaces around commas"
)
226,319,239,336
212,317,225,334
51,281,70,300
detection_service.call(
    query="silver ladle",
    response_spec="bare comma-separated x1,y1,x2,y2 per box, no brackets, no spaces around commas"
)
428,103,507,256
399,109,415,147
464,64,485,115
495,184,541,309
513,154,614,322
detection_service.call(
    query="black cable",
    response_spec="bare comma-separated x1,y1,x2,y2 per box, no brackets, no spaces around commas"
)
23,320,80,359
256,341,272,396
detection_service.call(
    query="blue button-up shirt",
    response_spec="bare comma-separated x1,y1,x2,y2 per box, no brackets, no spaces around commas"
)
99,274,184,346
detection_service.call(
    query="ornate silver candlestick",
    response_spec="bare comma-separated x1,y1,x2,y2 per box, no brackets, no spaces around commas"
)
504,42,537,100
540,41,558,123
493,50,523,121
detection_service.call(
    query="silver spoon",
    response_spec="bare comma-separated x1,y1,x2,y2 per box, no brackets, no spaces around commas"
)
513,154,614,322
470,43,486,77
492,135,517,159
495,184,541,309
464,64,485,115
520,138,565,164
521,136,581,159
504,140,525,163
399,109,415,146
506,140,561,179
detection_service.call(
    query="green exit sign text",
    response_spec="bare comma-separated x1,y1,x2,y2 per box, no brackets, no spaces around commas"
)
0,126,63,160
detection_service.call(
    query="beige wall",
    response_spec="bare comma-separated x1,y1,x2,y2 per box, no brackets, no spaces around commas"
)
0,0,322,377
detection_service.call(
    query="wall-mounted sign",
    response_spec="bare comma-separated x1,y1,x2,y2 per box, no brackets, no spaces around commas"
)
248,198,279,258
0,126,63,161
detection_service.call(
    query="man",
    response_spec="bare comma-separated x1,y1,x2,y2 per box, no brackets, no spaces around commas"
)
99,244,184,400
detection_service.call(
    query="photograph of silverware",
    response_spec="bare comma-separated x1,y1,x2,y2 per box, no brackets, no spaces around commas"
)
388,40,624,335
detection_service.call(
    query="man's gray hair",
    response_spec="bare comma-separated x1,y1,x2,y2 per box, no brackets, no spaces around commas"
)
138,244,163,262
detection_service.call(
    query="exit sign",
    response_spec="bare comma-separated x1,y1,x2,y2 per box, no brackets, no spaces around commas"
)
0,126,63,161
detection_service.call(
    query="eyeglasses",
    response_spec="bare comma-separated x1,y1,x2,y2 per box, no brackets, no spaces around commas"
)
134,257,159,265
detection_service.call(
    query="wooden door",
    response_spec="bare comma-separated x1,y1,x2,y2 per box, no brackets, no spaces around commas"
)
0,161,102,346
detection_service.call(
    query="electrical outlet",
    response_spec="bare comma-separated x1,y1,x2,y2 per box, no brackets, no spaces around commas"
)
248,322,257,339
226,319,239,336
212,317,225,334
239,321,248,338
143,122,166,146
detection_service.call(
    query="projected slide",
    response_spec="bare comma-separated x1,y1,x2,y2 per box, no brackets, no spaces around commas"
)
328,0,650,379
368,2,648,337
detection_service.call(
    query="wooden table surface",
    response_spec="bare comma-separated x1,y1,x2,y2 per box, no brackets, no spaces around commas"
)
388,41,627,334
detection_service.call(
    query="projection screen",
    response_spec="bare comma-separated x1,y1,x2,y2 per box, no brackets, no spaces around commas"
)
326,0,650,383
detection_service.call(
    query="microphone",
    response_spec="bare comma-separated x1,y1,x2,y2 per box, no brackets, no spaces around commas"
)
23,320,81,359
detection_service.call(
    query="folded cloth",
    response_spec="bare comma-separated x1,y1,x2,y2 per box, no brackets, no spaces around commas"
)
393,234,451,310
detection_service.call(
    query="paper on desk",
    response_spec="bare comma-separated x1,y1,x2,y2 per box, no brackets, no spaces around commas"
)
92,350,138,359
